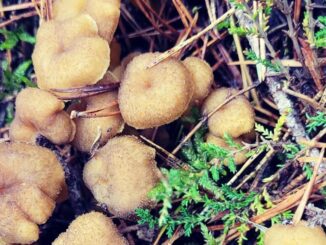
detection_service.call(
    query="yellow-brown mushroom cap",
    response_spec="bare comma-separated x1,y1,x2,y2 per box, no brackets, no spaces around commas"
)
183,57,213,103
53,212,127,245
9,88,75,145
83,135,159,216
202,88,255,138
118,52,193,129
73,90,124,152
0,142,66,244
264,222,326,245
53,0,121,42
206,133,248,165
112,51,142,80
32,14,110,90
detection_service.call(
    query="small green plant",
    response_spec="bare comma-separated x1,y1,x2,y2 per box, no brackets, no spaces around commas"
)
1,60,35,100
136,128,256,242
245,49,282,72
0,26,35,51
315,16,326,48
306,112,326,133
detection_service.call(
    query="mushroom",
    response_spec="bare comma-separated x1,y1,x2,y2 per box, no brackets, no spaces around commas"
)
182,56,213,104
53,0,121,42
53,212,127,245
206,133,249,165
202,88,255,138
83,135,159,216
32,14,110,90
72,80,124,152
118,52,193,129
112,51,142,80
0,142,66,244
264,222,326,245
10,88,75,145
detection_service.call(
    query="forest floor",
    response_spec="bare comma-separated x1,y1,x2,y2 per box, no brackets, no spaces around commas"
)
0,0,325,244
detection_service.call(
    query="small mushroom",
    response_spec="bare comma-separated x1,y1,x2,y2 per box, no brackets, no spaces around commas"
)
32,14,110,90
0,142,66,244
83,135,159,216
182,56,213,104
202,88,255,138
53,212,127,245
72,80,124,152
10,88,75,145
264,222,326,245
118,52,193,129
112,51,142,80
53,0,121,42
206,133,249,165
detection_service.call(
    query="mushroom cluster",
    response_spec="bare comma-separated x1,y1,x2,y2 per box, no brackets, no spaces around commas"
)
10,88,75,145
0,142,66,244
4,0,259,243
202,87,255,165
118,53,214,129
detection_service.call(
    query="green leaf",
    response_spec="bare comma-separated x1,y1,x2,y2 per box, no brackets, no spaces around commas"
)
0,29,19,50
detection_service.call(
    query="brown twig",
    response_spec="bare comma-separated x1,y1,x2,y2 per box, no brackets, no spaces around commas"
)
293,147,325,223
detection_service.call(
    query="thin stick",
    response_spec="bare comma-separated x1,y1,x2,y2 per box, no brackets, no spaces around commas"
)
283,87,321,110
70,101,119,119
0,11,37,28
172,83,260,155
293,147,325,224
227,148,265,186
0,1,40,12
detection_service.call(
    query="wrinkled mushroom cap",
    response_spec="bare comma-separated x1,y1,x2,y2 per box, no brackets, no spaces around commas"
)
183,57,213,103
265,222,326,245
32,14,110,90
119,52,193,129
53,212,127,245
9,88,75,145
53,0,121,42
206,133,248,165
0,142,66,244
83,136,159,216
73,90,124,152
202,88,255,138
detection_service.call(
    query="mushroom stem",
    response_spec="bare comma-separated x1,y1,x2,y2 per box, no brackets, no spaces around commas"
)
70,101,120,119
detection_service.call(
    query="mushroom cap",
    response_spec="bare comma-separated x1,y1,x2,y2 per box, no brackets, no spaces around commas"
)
10,88,76,145
53,0,121,42
118,52,193,129
53,212,127,245
32,14,110,90
83,135,159,216
206,133,248,165
202,88,255,138
0,142,66,244
265,222,326,245
182,57,213,103
73,90,124,152
112,51,142,80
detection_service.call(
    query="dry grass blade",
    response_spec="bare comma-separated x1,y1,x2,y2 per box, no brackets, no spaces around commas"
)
146,7,236,68
293,147,326,224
